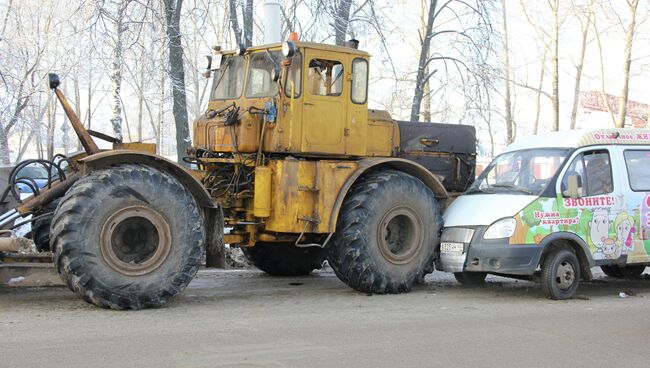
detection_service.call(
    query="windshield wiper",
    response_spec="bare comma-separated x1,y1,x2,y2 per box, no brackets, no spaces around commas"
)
490,184,533,195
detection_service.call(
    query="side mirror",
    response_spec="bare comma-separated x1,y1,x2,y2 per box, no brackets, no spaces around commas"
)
48,73,60,89
271,65,281,82
201,55,213,78
564,174,582,199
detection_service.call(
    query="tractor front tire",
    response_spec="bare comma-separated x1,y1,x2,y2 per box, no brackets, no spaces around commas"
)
51,164,204,310
327,170,441,294
242,243,326,276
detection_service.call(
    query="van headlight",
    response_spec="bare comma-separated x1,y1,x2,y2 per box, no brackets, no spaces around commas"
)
483,218,517,240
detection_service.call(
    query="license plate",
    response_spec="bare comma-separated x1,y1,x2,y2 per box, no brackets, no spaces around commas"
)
440,242,464,253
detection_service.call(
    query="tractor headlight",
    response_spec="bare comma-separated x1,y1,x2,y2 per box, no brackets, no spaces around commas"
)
483,218,517,240
282,41,296,58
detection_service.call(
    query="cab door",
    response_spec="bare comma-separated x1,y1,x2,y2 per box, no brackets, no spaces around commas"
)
345,57,369,156
301,49,346,155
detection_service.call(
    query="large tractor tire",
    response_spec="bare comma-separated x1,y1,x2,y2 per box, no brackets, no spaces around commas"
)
242,243,326,276
51,164,205,310
327,170,441,294
31,199,59,252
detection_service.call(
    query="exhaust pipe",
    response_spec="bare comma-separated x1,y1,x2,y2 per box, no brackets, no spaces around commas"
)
263,0,282,44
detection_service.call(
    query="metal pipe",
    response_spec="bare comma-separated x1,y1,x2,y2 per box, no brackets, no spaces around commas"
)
0,230,17,252
53,88,99,155
263,0,282,44
16,172,81,214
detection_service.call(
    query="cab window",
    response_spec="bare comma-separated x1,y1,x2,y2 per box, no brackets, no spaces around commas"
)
351,58,368,104
561,150,613,197
246,51,283,98
284,51,302,98
307,59,343,96
623,150,650,191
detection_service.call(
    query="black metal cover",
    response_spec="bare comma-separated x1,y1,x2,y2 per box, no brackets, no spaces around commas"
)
396,121,476,193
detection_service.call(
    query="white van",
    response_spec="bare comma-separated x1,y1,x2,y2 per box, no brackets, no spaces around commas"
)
438,129,650,299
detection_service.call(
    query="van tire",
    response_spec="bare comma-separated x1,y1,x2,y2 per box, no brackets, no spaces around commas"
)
454,272,487,286
541,249,580,300
327,170,440,294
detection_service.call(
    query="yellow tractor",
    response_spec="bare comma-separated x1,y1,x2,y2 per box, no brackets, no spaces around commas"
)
0,39,475,309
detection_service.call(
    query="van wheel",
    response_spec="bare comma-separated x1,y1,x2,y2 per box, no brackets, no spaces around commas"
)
454,272,487,286
327,170,440,294
541,249,580,300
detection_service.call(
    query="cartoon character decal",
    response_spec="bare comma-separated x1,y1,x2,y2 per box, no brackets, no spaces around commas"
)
614,212,635,253
512,193,650,264
589,208,613,260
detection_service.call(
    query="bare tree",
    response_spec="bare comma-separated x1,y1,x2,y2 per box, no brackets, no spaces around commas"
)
163,0,191,165
616,0,640,128
501,0,513,144
410,0,494,122
569,5,591,130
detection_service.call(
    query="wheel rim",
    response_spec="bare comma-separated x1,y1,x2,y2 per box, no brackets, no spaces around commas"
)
377,206,424,265
100,206,172,276
555,260,575,290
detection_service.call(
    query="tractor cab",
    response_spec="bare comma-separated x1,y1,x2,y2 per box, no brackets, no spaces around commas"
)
192,40,384,158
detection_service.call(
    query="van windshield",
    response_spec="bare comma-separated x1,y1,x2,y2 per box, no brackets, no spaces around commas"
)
467,148,570,196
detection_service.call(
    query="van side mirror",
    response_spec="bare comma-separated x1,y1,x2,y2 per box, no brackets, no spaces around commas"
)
564,174,582,199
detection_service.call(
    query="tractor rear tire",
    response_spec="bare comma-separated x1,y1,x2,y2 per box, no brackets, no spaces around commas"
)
51,164,204,310
327,170,441,294
454,271,487,286
31,199,59,252
242,243,326,276
602,264,645,279
32,214,53,252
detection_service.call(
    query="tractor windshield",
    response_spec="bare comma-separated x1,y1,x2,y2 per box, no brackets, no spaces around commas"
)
246,50,283,98
212,55,245,100
467,148,570,196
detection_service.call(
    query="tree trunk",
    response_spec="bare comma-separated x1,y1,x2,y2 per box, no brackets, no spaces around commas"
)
616,0,639,128
550,0,559,131
110,0,128,141
410,0,438,122
0,129,10,164
501,0,514,144
334,0,353,46
243,0,253,47
533,50,547,135
570,13,590,130
163,0,191,165
421,0,431,122
228,0,242,45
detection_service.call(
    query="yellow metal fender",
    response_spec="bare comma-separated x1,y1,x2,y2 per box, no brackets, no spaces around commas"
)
78,150,215,208
327,158,448,231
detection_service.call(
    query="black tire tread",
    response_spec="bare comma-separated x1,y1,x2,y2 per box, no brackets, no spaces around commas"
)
541,249,580,300
51,164,204,310
327,170,441,294
242,243,325,276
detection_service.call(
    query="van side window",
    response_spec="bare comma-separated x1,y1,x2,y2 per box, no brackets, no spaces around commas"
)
307,59,343,96
584,151,613,195
561,150,613,197
624,150,650,191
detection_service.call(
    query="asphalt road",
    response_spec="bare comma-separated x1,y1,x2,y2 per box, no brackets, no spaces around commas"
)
2,267,650,368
